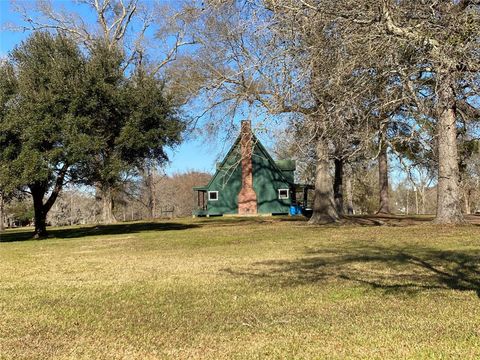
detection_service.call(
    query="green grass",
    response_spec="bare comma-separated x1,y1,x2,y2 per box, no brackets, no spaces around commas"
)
1,217,480,359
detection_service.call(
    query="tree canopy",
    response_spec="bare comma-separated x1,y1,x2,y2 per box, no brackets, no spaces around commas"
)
0,32,184,237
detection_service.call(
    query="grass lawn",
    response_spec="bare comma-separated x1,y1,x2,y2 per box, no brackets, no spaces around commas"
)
1,216,480,359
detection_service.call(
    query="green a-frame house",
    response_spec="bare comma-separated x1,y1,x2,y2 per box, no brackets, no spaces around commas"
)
193,121,310,217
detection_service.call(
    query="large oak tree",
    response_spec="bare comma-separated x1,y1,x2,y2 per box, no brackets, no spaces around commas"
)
0,33,89,237
0,32,184,237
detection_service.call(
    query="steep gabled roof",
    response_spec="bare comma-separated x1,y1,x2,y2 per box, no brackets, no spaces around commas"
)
252,134,294,184
203,135,241,190
204,131,294,190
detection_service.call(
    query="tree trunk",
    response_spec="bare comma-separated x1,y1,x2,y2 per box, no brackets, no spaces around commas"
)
28,165,69,237
406,188,409,215
152,188,157,219
434,70,465,224
0,192,5,232
308,140,339,224
143,166,154,219
95,183,102,223
414,189,419,215
464,190,471,215
31,185,48,239
377,141,390,214
345,173,354,215
333,158,344,214
421,185,426,215
102,187,117,224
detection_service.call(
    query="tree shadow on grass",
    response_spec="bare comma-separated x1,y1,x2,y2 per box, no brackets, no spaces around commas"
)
201,214,474,228
222,245,480,298
0,222,200,243
195,216,308,228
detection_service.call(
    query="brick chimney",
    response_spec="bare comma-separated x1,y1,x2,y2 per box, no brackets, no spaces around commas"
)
238,120,257,215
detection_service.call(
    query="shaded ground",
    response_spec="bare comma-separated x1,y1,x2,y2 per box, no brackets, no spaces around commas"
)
0,222,199,243
223,245,480,297
1,216,480,359
342,213,480,226
2,213,479,243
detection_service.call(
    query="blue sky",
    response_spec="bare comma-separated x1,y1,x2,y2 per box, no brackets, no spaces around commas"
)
0,0,225,175
0,1,26,57
0,0,409,185
3,0,467,188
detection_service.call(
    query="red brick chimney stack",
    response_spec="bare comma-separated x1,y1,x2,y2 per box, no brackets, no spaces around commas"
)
238,120,257,215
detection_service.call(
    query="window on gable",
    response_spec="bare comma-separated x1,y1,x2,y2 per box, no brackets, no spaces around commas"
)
208,191,219,201
278,189,289,200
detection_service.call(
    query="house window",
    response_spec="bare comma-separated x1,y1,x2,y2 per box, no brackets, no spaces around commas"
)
278,189,289,200
208,191,219,201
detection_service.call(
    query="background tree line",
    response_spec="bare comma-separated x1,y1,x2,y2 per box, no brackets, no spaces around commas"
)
1,171,211,227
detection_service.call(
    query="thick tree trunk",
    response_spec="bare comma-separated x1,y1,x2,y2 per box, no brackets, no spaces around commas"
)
96,183,118,224
464,190,471,215
29,165,68,237
0,192,5,232
31,185,48,239
102,187,117,224
333,158,344,214
434,71,465,224
377,141,390,214
308,140,339,224
33,209,47,238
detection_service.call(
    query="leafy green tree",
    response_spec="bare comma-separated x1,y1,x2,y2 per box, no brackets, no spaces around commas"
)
0,32,90,238
0,61,18,231
78,44,184,223
0,33,184,237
